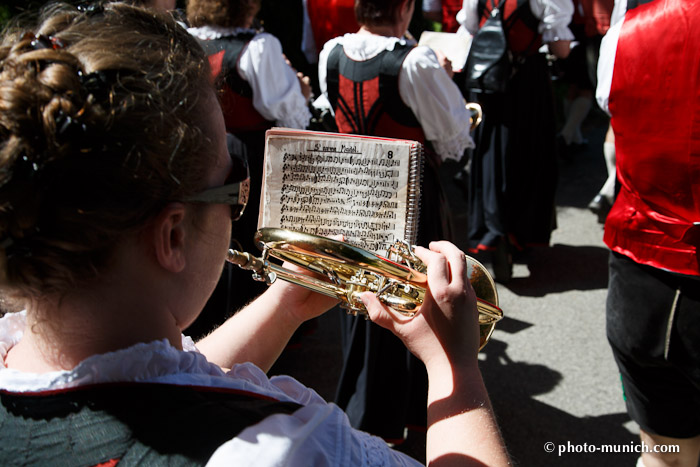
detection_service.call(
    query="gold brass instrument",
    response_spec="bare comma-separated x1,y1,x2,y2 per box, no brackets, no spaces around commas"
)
227,228,503,350
466,102,483,130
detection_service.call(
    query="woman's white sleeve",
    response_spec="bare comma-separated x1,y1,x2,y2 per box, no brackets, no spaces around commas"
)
206,403,423,467
238,33,311,129
595,19,622,116
531,0,575,43
456,0,481,35
399,47,474,162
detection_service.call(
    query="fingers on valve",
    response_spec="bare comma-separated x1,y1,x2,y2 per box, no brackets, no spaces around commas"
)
362,291,409,330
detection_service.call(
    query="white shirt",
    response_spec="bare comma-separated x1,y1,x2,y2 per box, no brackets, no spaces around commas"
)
188,26,312,130
317,34,475,162
610,0,628,27
456,0,575,43
0,311,421,467
595,18,622,116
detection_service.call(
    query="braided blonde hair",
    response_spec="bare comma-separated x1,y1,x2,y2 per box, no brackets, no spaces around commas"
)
0,2,216,301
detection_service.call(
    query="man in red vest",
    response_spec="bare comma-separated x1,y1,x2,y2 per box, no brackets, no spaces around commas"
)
596,0,700,465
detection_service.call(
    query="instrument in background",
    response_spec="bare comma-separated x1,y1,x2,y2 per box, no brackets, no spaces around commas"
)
227,228,503,350
466,102,483,130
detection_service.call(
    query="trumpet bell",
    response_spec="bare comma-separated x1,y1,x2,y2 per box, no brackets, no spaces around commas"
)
466,102,483,130
228,228,503,350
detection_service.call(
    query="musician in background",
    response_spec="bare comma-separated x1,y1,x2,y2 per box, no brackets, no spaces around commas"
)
0,3,510,465
596,0,700,464
315,0,476,445
457,0,573,283
185,0,312,337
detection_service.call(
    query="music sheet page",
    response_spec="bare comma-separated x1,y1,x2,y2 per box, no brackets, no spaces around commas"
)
259,129,421,254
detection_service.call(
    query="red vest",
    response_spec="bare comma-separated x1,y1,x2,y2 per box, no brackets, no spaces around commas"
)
306,0,359,49
441,0,464,33
325,43,426,143
605,0,700,275
198,33,273,133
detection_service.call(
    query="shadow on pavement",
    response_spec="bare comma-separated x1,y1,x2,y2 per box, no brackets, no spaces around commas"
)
481,338,637,467
505,243,609,295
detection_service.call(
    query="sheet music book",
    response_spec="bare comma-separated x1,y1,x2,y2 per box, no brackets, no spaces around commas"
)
259,128,424,255
418,31,473,72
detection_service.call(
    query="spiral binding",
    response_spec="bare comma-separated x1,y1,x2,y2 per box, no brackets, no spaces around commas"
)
404,143,424,245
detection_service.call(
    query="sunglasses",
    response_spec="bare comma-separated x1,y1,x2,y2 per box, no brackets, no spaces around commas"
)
184,134,250,221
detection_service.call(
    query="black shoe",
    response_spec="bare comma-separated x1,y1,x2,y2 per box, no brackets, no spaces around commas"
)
491,238,513,283
588,194,612,224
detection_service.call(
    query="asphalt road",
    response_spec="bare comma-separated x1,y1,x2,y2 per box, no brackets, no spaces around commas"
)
270,110,641,466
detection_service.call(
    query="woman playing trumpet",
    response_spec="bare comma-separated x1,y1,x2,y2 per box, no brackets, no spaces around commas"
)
0,2,508,465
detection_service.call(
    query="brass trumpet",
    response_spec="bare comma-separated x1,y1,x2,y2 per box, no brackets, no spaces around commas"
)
467,102,483,130
227,228,503,350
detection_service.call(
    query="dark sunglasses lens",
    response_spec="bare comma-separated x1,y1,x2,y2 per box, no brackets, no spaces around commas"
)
226,133,249,184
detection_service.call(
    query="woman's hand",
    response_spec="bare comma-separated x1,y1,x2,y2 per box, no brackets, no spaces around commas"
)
362,242,510,465
362,241,480,369
434,50,454,79
266,270,340,324
297,72,312,100
283,54,313,100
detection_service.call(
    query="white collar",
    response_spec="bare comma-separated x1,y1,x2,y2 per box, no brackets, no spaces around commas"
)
187,25,259,41
0,311,221,393
333,33,416,61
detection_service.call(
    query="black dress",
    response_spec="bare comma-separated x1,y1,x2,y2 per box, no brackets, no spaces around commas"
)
468,53,558,259
324,40,457,441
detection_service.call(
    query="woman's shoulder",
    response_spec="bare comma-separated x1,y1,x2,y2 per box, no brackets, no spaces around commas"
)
206,401,423,466
403,44,441,71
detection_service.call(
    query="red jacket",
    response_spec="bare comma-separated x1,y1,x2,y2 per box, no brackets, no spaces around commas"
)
306,0,359,50
605,0,700,276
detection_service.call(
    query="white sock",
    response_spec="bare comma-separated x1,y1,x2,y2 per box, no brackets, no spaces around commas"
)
599,141,616,202
560,96,592,145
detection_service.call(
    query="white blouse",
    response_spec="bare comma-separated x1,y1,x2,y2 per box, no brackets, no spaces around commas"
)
188,26,312,130
0,311,421,467
456,0,575,43
594,18,622,116
317,34,475,162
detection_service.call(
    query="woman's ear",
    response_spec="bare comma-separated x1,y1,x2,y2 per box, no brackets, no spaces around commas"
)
151,202,189,273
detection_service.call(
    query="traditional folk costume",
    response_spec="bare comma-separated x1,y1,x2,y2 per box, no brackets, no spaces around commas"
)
318,33,474,441
596,0,700,437
457,0,573,277
0,312,422,466
186,27,312,338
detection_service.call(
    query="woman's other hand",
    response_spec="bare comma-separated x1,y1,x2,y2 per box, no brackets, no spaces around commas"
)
362,241,479,370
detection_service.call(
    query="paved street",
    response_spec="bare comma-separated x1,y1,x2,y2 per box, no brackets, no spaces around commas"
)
270,110,641,466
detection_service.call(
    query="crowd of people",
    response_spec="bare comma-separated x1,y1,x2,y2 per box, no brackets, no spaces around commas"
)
0,0,697,466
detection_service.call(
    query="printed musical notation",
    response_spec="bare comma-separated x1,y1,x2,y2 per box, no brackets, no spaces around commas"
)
259,129,423,254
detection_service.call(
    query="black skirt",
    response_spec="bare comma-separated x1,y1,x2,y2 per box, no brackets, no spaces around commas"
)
468,53,558,252
333,153,447,441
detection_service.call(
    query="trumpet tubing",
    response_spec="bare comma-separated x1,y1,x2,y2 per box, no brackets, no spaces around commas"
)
466,101,483,130
227,228,503,350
